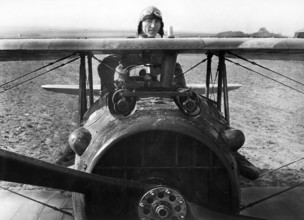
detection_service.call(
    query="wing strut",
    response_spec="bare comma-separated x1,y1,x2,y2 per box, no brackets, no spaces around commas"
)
217,55,223,111
205,53,213,98
221,52,230,125
78,53,95,123
87,54,94,106
213,51,230,125
79,53,87,123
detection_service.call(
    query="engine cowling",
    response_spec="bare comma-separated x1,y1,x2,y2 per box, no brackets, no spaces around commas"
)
73,96,240,220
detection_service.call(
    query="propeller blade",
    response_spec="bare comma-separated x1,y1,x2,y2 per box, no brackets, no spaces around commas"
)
0,149,154,194
187,202,266,220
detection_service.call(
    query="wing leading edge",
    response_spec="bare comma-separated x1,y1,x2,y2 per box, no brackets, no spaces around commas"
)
41,84,242,95
0,38,304,61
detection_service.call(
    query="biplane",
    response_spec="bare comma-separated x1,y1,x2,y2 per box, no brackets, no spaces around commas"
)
0,36,304,220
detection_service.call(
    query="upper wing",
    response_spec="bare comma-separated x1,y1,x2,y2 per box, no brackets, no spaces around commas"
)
0,38,304,61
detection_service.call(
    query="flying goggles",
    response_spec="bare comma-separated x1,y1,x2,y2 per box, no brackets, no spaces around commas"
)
140,6,162,22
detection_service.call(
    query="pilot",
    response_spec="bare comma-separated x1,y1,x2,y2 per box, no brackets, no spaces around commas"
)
97,5,186,94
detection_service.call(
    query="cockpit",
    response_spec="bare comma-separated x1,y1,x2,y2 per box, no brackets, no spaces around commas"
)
113,52,182,90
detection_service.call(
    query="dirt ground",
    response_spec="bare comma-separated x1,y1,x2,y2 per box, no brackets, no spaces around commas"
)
181,55,304,187
0,55,303,189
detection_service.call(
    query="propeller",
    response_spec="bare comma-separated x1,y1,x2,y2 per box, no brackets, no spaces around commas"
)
0,149,264,220
0,148,154,195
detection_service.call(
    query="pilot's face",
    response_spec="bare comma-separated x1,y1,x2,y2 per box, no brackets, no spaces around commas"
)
142,19,161,38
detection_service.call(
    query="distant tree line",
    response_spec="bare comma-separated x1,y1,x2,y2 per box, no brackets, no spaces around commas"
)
216,28,286,38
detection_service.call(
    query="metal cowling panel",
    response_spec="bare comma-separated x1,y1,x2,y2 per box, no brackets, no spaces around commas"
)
85,130,239,219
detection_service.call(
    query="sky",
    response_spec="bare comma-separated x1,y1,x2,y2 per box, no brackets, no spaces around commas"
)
0,0,303,37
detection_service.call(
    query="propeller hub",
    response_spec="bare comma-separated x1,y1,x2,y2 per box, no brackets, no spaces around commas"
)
138,187,187,220
155,204,170,219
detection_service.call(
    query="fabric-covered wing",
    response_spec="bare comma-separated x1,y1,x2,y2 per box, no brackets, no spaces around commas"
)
41,83,241,95
0,38,304,61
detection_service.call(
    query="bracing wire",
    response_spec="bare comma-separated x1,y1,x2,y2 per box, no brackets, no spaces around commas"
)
225,58,304,95
243,157,304,186
0,186,73,216
0,57,79,94
240,181,304,211
241,164,304,211
228,52,304,87
0,53,77,89
243,157,304,187
183,58,208,76
259,157,304,178
92,55,102,63
93,55,116,71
